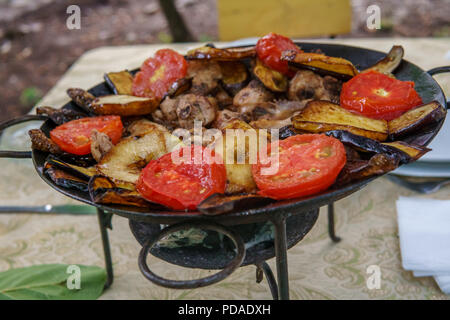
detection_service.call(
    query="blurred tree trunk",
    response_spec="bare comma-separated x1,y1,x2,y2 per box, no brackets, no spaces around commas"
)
158,0,194,42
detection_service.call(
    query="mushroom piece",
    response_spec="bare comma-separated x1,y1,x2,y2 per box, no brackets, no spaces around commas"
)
288,70,336,102
187,60,222,95
90,129,113,162
233,80,274,109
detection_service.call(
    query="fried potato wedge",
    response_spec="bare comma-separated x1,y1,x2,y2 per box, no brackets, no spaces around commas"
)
293,101,388,141
186,45,256,61
220,61,249,95
388,101,446,140
198,193,274,215
253,58,288,92
88,175,155,208
104,70,134,95
282,50,358,79
97,121,182,184
91,95,160,116
362,45,404,75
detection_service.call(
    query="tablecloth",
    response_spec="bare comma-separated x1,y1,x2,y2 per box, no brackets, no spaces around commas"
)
0,38,449,300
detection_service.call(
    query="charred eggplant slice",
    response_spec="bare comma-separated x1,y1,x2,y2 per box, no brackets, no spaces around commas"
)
46,155,97,180
253,58,288,92
293,101,388,141
186,45,256,61
198,193,274,215
166,77,192,98
362,45,404,75
104,70,134,95
219,61,249,95
388,101,446,140
282,50,358,80
88,175,157,208
44,162,89,192
382,141,430,161
90,94,160,116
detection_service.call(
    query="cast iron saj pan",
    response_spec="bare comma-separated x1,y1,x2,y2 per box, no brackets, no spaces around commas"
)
0,43,448,295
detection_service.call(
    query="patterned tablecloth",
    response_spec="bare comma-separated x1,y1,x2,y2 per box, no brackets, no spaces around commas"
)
0,38,449,300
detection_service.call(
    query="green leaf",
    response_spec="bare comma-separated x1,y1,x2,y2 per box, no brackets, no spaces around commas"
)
0,264,106,300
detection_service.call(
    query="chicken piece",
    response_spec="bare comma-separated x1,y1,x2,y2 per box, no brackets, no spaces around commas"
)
213,109,241,130
214,85,233,109
29,129,63,155
288,70,333,102
156,94,218,129
90,130,113,162
233,80,274,109
187,60,222,95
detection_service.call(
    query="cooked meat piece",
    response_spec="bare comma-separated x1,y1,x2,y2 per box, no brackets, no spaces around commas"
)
214,85,233,109
323,75,342,104
288,70,332,102
214,109,241,130
158,97,178,124
90,129,113,162
187,60,222,95
233,80,274,109
176,94,218,129
29,129,63,154
249,117,292,129
66,88,95,113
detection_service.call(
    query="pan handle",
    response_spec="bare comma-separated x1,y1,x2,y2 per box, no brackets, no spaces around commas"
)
427,66,450,109
0,114,48,159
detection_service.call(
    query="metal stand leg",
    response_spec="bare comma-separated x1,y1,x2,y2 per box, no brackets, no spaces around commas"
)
255,261,279,300
327,202,341,243
272,217,290,300
97,208,114,289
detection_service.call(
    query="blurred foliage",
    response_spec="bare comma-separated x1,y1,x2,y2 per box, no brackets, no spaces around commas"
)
19,87,42,108
157,31,173,43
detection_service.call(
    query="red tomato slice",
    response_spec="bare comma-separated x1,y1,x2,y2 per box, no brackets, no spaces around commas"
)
256,32,302,76
132,48,188,100
340,70,423,120
50,116,123,155
252,134,346,200
137,146,226,211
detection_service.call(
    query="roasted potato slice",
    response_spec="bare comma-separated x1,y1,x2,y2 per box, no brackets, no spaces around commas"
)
388,101,446,140
253,58,288,92
282,50,358,79
88,175,155,208
91,95,160,116
104,70,134,95
293,101,388,141
186,45,256,61
362,45,404,75
220,61,249,95
97,122,182,184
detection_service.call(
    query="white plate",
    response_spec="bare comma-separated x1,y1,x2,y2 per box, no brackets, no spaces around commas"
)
420,116,450,162
392,161,450,178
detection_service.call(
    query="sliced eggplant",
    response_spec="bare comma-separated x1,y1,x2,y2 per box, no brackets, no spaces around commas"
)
219,61,249,95
67,88,95,113
97,122,182,184
388,101,446,140
325,130,429,164
292,101,388,141
186,45,256,61
36,106,86,125
362,45,404,75
46,155,97,180
281,50,358,80
336,153,399,186
88,175,157,208
91,95,160,116
104,70,134,95
44,163,89,192
197,193,274,215
253,58,288,92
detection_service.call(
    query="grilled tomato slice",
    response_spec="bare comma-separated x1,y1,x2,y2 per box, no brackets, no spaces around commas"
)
132,48,188,100
256,32,302,76
50,115,123,155
252,134,346,199
340,70,423,120
137,145,226,210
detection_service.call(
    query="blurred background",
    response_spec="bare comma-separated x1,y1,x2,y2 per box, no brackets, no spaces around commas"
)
0,0,449,121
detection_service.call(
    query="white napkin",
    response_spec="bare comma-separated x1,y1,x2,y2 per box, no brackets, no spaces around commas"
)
397,196,450,294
